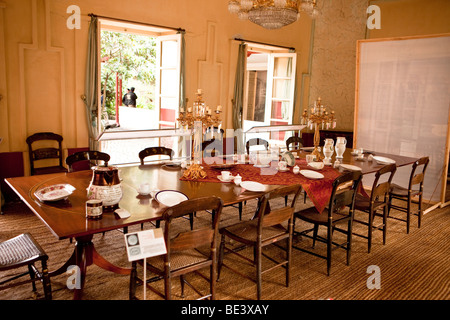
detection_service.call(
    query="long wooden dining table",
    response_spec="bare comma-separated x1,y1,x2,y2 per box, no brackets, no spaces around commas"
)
5,148,419,299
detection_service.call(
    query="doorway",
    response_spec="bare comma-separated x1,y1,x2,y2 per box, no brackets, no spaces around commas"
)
98,19,182,164
242,44,297,147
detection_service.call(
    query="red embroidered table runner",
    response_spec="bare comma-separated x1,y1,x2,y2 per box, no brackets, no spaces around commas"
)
180,157,342,214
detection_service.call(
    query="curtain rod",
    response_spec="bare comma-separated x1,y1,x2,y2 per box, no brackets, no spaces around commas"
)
88,13,185,33
234,37,295,51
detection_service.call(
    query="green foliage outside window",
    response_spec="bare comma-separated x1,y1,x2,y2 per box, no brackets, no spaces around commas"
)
101,30,157,117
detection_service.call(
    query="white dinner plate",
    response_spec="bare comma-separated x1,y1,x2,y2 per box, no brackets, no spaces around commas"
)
240,181,266,192
155,190,188,207
373,156,396,165
300,170,324,180
34,184,76,202
339,164,362,171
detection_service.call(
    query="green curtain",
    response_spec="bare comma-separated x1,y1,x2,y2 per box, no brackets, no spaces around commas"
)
289,48,298,124
232,43,246,130
82,15,100,150
178,30,186,111
177,30,186,158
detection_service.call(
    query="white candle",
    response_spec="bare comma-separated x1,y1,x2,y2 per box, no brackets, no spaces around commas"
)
197,89,202,94
180,107,184,112
217,105,222,112
187,107,192,113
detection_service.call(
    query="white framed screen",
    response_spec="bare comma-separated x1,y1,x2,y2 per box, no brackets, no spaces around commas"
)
355,35,450,203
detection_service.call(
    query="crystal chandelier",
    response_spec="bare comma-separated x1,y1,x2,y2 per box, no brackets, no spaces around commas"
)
299,0,319,18
228,0,319,30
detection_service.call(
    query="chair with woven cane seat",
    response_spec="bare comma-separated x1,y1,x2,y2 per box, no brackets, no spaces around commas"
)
353,164,397,253
217,184,302,300
388,156,429,233
138,147,174,165
0,233,52,300
246,138,269,155
26,132,67,176
129,196,223,300
293,171,362,276
66,151,110,172
286,136,304,151
138,146,192,230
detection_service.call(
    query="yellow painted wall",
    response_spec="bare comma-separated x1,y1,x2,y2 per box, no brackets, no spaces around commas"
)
368,0,450,38
1,0,449,175
0,0,313,174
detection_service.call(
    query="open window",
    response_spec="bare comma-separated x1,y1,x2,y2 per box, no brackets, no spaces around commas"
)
97,18,183,164
242,43,297,147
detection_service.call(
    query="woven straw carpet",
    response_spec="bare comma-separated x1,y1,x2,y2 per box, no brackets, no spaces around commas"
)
0,194,449,301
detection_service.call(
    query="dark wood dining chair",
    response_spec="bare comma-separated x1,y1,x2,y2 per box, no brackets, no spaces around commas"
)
286,136,304,151
202,138,223,157
245,138,269,155
26,132,67,176
218,184,302,300
286,136,307,204
293,171,363,275
66,151,110,172
0,233,52,300
353,163,397,253
203,126,224,141
129,196,224,300
388,156,429,233
138,146,174,165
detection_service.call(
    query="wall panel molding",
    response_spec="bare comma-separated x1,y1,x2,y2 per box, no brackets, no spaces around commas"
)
18,0,66,148
0,1,9,152
197,21,223,108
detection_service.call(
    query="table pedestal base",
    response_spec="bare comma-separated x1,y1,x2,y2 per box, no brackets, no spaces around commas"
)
50,235,131,300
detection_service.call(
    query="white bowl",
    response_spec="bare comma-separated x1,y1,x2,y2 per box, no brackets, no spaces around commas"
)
307,162,324,170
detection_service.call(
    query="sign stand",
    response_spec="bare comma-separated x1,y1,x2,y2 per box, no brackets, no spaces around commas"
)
124,229,166,300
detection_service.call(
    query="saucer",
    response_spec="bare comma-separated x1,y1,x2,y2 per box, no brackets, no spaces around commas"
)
277,168,289,172
217,175,234,182
253,164,271,168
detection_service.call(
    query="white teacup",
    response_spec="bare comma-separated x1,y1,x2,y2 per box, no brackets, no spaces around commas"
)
278,160,287,171
221,171,231,181
306,154,316,163
139,183,151,195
